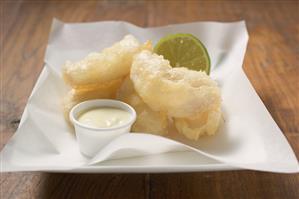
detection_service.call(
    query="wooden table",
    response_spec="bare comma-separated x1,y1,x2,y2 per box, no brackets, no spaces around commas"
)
1,0,298,198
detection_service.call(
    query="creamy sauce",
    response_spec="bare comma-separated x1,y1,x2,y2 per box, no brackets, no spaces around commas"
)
77,107,131,128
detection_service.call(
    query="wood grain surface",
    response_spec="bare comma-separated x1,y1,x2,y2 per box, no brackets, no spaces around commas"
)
1,0,298,198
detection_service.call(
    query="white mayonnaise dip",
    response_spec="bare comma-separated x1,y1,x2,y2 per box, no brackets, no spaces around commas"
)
77,107,131,128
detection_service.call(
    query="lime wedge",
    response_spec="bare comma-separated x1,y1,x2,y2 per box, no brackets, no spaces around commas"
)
154,33,211,75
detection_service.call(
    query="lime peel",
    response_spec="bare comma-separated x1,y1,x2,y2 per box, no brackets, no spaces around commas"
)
154,33,211,75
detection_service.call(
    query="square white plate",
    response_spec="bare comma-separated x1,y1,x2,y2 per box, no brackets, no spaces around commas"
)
1,20,298,173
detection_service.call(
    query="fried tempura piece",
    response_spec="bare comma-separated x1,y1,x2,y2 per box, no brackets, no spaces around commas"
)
117,77,168,135
63,35,152,89
130,50,221,118
63,78,123,121
174,105,222,140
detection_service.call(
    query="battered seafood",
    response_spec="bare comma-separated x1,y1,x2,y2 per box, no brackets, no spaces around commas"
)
63,35,151,89
117,77,168,135
174,103,222,140
63,78,123,121
130,50,221,118
130,50,221,139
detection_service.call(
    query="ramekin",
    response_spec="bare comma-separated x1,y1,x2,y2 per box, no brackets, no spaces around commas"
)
70,99,136,157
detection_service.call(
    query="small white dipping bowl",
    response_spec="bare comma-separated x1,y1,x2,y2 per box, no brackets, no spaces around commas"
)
70,99,136,157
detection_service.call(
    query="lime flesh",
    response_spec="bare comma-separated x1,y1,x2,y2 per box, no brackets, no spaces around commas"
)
154,33,211,75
